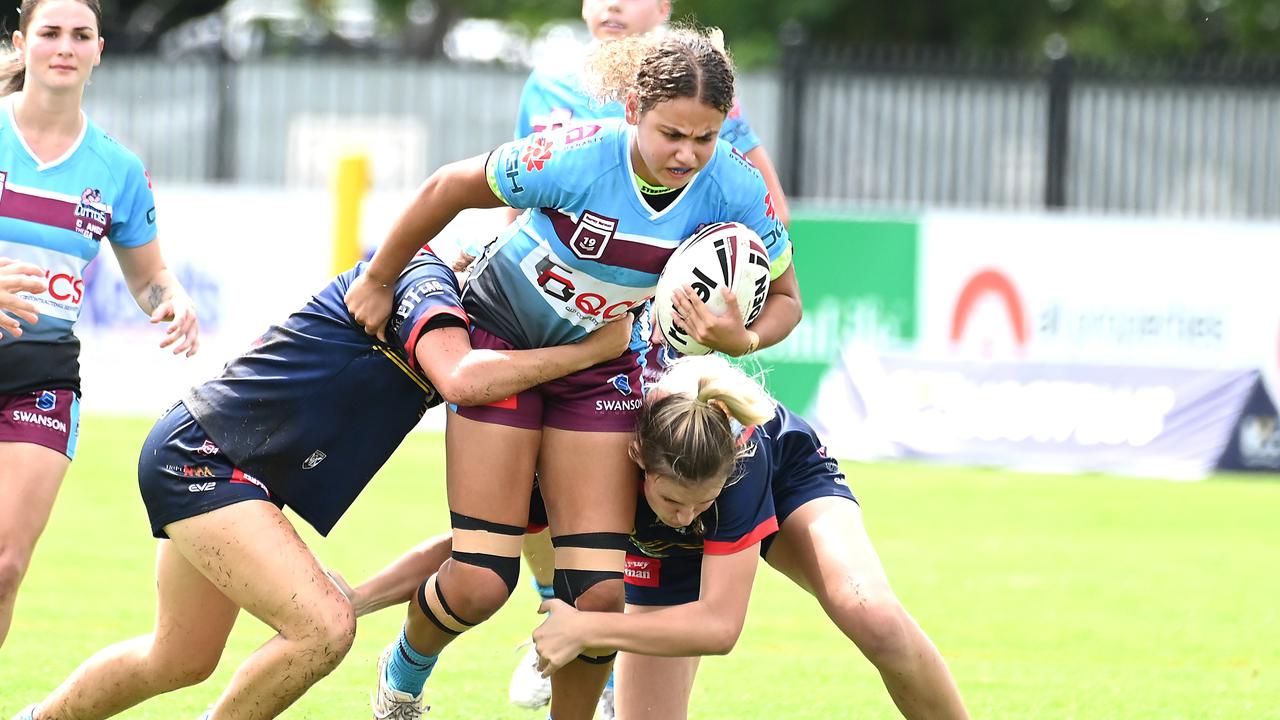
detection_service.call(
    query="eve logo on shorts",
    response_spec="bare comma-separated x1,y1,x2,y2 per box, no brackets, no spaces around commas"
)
303,450,327,469
187,482,216,493
569,211,618,260
35,391,57,412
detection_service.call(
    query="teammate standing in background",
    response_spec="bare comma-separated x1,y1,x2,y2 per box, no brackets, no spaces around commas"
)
491,4,795,712
11,250,633,720
0,0,200,651
532,356,972,720
345,28,801,720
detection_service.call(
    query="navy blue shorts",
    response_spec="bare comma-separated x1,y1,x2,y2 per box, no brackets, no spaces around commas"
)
624,467,857,607
138,403,282,539
759,463,858,558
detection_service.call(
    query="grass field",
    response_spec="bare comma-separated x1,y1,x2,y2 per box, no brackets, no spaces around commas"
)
2,415,1279,719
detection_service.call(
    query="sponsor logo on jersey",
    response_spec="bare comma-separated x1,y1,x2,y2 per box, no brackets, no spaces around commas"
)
11,410,67,432
569,210,618,260
303,450,327,469
188,481,216,493
528,253,651,323
35,390,57,412
75,188,109,240
521,136,554,172
562,123,604,147
624,555,661,587
530,107,574,133
196,439,220,456
609,373,633,396
595,398,643,413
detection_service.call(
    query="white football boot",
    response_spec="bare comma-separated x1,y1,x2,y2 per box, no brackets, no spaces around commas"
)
508,643,553,709
372,644,429,719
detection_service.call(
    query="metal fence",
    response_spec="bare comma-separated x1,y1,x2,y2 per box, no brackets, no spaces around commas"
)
85,49,1280,219
781,45,1280,218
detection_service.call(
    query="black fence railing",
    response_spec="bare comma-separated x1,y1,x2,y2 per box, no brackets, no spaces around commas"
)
780,43,1280,218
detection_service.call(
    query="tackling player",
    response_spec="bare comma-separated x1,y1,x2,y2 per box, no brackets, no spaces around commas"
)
345,27,802,720
532,356,972,720
10,250,632,720
0,0,200,652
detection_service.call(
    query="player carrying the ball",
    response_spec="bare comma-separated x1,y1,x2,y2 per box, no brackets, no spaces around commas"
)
344,26,801,720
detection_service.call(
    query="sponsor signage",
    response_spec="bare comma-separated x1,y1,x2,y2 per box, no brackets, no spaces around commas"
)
918,212,1280,401
811,351,1264,479
748,215,919,413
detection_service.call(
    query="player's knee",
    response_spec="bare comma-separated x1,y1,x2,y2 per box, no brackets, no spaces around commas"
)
572,576,623,614
836,590,913,663
283,594,357,671
0,546,31,599
551,531,628,665
434,559,516,622
154,649,222,689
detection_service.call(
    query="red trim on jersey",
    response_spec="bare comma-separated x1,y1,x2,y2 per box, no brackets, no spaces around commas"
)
703,516,778,555
737,425,756,446
405,306,470,371
485,394,518,410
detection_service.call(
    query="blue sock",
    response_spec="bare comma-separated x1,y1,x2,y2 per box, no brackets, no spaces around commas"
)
385,627,438,696
605,671,615,690
533,576,555,600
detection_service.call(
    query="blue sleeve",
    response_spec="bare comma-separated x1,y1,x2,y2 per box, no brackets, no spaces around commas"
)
486,124,606,211
389,257,468,367
719,144,792,278
718,97,762,155
109,155,158,248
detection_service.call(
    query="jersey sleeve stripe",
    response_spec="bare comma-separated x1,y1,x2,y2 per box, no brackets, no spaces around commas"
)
768,243,793,281
404,306,470,371
703,516,779,556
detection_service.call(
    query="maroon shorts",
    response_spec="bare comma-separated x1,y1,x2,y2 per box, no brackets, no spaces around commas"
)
454,327,644,432
0,390,80,459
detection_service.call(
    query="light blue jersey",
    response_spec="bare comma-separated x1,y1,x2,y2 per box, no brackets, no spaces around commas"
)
0,99,157,394
515,64,762,154
467,119,791,351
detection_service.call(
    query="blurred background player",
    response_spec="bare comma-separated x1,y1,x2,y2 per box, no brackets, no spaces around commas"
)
531,355,971,720
344,27,799,720
0,0,199,652
10,249,631,720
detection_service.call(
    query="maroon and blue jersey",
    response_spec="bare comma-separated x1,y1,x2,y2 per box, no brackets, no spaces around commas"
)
0,103,157,395
180,251,467,535
471,119,791,354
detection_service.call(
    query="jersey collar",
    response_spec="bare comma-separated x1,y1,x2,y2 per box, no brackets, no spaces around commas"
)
624,124,702,222
6,96,89,172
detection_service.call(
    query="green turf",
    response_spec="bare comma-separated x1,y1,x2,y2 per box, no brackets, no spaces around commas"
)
3,416,1278,719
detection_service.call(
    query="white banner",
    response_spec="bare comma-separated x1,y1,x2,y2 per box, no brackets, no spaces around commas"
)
73,185,497,426
917,212,1280,398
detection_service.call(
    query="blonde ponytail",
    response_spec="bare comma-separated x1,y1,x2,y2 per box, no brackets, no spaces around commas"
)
636,356,775,487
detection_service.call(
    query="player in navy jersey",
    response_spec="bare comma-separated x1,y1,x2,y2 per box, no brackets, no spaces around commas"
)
530,357,972,720
0,0,200,652
345,28,802,720
10,251,632,720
